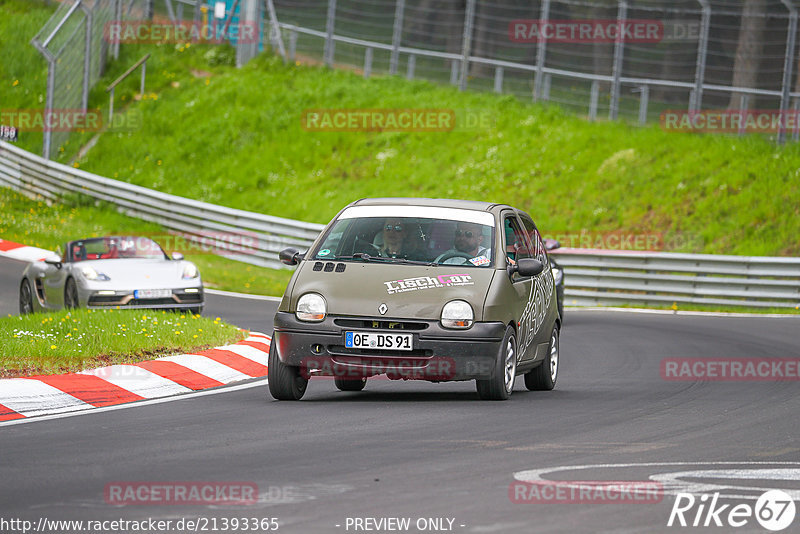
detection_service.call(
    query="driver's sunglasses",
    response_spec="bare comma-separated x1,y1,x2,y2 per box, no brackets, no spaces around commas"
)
454,229,475,238
385,224,404,232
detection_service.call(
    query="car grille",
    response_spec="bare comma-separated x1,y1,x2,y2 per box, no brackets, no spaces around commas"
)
333,318,428,331
328,346,433,358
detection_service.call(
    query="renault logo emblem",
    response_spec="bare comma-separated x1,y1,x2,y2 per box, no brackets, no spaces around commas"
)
378,303,388,315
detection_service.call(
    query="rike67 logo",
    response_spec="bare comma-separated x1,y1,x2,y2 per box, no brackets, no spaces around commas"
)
668,490,796,531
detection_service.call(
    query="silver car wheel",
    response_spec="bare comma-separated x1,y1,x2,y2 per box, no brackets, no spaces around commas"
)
549,328,559,383
504,336,517,394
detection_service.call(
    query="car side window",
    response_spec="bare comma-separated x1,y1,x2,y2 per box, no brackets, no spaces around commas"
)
503,215,532,264
519,214,548,265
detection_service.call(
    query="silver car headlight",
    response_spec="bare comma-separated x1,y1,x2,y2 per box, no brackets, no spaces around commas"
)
81,265,110,281
441,300,473,329
551,266,563,285
296,293,326,322
182,262,199,279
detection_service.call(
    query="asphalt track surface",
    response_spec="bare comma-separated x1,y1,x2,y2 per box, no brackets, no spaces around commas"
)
1,256,799,533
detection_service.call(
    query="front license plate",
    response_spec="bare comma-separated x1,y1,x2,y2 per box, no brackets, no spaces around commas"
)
134,289,172,299
345,331,413,351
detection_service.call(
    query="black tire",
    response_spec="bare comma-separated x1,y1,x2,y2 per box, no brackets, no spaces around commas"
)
476,326,517,400
19,279,34,314
267,337,308,400
334,376,367,391
525,325,559,391
64,278,80,309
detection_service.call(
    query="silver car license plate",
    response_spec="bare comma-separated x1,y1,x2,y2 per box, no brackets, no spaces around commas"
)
345,331,413,351
134,289,172,299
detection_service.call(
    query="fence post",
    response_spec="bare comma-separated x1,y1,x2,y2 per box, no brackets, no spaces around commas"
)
43,60,55,159
691,0,711,112
609,0,627,120
113,0,121,60
265,0,286,62
458,0,476,91
406,54,416,79
778,0,798,144
82,6,92,112
288,27,297,62
146,0,154,20
533,0,551,101
389,0,405,75
738,94,749,136
793,99,800,141
450,60,459,85
324,0,337,68
364,47,373,79
236,0,259,67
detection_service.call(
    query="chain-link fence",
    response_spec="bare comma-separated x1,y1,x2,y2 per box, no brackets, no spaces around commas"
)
272,0,800,142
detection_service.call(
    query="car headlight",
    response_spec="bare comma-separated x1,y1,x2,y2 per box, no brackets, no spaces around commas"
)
182,262,199,279
296,293,326,322
441,300,473,329
551,266,563,285
81,266,110,281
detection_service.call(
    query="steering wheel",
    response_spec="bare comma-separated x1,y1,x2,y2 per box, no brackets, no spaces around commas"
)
434,250,474,264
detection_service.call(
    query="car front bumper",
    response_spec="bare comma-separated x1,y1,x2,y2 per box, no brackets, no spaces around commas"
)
272,311,506,381
83,288,204,309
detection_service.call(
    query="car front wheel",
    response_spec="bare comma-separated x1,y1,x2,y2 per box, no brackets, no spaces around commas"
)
476,326,517,400
19,279,34,314
267,337,308,400
64,278,80,309
525,325,559,391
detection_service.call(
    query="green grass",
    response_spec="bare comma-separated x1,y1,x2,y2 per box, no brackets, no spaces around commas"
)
0,187,293,295
0,308,246,377
64,50,800,257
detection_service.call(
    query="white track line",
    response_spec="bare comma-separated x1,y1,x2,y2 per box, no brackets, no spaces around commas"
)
565,306,800,318
204,288,282,302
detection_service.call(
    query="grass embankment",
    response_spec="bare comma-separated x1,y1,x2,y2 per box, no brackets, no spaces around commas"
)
0,309,245,377
0,187,294,295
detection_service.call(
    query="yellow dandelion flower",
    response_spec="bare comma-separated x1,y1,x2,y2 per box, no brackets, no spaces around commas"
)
50,345,56,349
193,334,198,338
73,162,79,168
12,80,19,86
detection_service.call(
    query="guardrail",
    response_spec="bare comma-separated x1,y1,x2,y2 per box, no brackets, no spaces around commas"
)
550,248,800,309
1,141,798,307
0,141,323,269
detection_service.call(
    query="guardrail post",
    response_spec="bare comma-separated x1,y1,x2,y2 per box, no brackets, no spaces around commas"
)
389,0,405,75
364,47,373,79
691,0,711,112
324,0,337,68
589,80,599,120
794,99,800,141
638,85,649,124
406,54,416,79
288,27,297,62
450,60,459,86
542,73,551,101
533,0,551,101
494,66,503,93
113,0,121,59
778,0,798,144
609,0,627,120
458,0,476,91
738,94,749,136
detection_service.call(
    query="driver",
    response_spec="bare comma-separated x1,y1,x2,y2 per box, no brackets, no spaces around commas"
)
379,218,409,258
439,222,489,264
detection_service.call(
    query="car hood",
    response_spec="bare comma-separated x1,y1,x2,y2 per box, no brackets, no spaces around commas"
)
291,261,496,321
72,259,196,290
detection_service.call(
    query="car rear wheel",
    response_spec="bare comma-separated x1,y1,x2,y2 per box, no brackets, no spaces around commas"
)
19,279,34,314
267,338,308,400
525,325,559,391
189,306,203,315
334,376,367,391
476,326,516,400
64,278,79,309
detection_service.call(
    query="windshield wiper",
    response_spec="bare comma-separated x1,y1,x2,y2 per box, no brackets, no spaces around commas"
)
350,253,435,266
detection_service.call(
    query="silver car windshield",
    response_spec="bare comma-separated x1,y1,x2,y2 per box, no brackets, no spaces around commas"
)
69,237,168,262
312,216,494,267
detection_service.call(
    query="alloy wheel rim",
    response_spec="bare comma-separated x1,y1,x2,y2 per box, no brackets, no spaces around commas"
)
20,283,31,313
504,337,516,393
550,331,559,382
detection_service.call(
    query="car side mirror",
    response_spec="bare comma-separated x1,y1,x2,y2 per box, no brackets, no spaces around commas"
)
44,254,62,269
511,258,544,278
172,252,185,261
543,239,561,251
279,247,304,266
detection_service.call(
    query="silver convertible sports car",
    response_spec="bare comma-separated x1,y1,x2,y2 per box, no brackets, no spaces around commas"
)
19,236,204,314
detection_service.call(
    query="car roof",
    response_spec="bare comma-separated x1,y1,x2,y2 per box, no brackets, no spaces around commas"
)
350,197,508,212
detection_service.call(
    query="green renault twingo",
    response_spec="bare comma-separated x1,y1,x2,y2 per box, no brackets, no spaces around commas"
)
270,198,561,400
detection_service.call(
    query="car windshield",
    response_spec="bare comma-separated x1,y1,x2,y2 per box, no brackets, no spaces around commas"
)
69,236,168,262
311,206,495,267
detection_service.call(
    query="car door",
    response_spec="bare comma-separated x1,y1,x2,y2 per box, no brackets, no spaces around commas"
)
501,211,537,362
518,212,556,360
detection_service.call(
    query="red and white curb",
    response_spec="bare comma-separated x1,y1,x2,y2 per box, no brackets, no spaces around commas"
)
0,238,51,263
0,332,271,422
